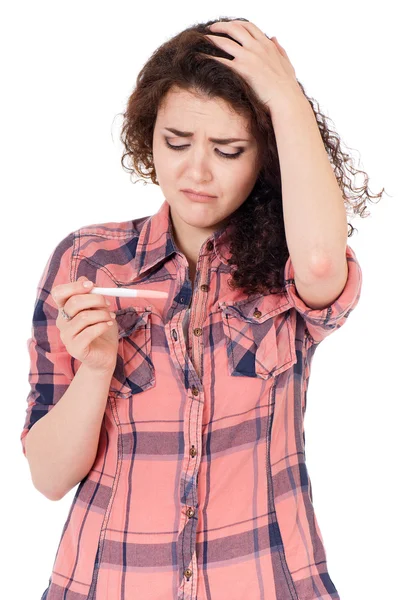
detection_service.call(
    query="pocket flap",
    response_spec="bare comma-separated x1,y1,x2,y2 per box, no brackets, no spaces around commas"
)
218,291,290,324
115,305,152,339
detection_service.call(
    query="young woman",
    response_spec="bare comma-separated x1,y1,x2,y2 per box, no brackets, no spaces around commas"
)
21,17,382,600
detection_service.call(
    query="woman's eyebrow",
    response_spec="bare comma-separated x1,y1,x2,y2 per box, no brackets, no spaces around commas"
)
163,127,251,145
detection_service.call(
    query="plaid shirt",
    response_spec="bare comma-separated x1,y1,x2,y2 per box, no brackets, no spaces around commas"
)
21,199,362,600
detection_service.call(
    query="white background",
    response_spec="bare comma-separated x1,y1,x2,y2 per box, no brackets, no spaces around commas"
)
2,1,397,598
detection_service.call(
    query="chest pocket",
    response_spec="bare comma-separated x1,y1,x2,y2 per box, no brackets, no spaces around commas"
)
109,305,155,397
219,293,297,380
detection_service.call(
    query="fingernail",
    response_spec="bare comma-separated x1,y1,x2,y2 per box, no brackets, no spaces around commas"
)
83,281,93,288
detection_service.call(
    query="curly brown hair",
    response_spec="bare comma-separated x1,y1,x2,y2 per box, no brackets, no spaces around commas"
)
118,16,386,296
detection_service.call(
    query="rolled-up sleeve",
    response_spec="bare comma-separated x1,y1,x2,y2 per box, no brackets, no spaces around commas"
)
283,244,363,344
20,232,77,457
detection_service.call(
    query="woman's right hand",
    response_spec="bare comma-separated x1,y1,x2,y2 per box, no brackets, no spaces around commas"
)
51,276,119,374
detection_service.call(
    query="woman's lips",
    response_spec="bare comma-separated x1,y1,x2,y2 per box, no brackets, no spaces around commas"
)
182,190,217,202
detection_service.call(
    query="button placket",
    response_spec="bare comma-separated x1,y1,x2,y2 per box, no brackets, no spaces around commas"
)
176,242,215,592
187,250,212,382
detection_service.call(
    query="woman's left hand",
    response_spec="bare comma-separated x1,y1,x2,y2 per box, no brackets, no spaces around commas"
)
203,20,303,113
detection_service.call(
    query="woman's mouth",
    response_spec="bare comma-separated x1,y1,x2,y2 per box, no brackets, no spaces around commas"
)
181,190,217,202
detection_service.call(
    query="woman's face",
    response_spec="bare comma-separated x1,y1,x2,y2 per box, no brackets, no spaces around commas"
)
152,87,261,235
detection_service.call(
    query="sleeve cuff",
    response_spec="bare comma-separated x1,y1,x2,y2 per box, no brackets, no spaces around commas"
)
283,244,363,343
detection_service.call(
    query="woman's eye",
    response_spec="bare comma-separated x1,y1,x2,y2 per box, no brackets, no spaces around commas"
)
164,139,243,160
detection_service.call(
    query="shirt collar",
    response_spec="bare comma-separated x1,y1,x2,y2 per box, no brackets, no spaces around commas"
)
134,199,233,278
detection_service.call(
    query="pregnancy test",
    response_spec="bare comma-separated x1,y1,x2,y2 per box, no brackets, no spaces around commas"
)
89,287,168,299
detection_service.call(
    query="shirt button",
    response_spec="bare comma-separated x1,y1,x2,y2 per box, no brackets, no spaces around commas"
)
186,507,195,518
200,284,209,292
206,241,214,251
190,445,197,457
184,568,192,579
193,327,202,336
191,386,199,396
253,309,262,318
